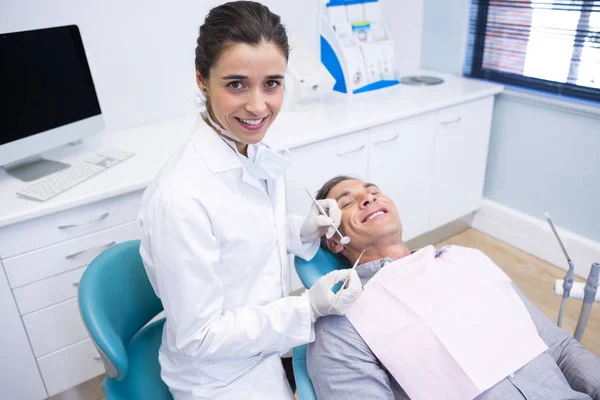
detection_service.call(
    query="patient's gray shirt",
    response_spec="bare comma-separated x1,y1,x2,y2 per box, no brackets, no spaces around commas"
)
306,254,600,400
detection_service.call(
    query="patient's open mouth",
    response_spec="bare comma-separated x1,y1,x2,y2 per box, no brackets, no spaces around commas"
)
362,208,388,223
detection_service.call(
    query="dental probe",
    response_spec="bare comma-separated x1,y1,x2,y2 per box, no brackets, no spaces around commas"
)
545,212,575,328
328,249,366,312
305,188,351,245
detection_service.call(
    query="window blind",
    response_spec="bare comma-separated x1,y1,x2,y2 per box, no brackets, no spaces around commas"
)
465,0,600,102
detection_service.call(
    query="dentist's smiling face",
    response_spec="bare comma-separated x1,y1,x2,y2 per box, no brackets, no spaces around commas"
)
326,179,404,254
196,40,286,154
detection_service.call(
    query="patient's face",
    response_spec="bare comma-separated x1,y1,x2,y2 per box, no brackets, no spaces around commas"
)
327,179,403,251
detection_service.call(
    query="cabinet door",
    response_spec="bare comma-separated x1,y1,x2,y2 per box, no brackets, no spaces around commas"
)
368,114,436,241
285,130,369,216
37,338,104,397
429,96,494,230
0,259,47,399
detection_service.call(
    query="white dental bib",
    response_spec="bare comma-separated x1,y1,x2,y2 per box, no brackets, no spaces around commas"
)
346,245,548,400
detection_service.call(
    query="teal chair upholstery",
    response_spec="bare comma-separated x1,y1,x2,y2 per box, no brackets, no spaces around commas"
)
78,240,172,400
292,248,350,400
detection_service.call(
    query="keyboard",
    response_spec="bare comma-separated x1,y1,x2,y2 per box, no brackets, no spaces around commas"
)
17,149,135,202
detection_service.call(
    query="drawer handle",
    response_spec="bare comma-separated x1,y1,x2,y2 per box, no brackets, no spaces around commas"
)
58,213,110,230
440,116,462,125
94,356,102,361
72,282,79,287
336,145,366,157
66,241,116,260
373,134,399,146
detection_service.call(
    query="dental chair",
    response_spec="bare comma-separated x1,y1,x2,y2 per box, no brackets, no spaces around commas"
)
78,240,172,400
292,248,350,400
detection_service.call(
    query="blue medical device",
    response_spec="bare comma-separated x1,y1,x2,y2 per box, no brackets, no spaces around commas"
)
320,0,400,94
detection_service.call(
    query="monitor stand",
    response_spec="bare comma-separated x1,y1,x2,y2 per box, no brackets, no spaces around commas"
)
5,156,70,182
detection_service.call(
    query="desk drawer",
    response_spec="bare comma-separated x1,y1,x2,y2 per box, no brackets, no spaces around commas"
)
0,190,143,259
14,266,86,315
24,297,88,357
37,338,104,397
4,220,140,288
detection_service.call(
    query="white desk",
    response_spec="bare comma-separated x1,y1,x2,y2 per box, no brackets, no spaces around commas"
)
0,70,502,398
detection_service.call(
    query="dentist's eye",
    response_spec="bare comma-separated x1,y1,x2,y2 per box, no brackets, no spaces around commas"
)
265,80,281,89
228,81,243,90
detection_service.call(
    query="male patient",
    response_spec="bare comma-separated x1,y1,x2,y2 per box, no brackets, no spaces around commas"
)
306,176,600,400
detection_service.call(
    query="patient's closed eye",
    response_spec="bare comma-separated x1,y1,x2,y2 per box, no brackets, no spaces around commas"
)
340,197,355,208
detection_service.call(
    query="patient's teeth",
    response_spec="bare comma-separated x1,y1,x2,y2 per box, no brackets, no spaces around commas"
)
367,211,384,221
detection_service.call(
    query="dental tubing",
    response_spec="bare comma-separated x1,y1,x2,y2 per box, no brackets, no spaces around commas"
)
574,263,599,342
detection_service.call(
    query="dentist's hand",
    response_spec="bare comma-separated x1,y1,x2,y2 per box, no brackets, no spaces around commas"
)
300,199,342,243
307,269,362,320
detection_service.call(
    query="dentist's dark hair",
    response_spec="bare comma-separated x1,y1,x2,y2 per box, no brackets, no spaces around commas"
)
195,1,290,80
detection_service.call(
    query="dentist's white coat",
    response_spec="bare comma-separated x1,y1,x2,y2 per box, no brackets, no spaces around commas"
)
138,115,318,399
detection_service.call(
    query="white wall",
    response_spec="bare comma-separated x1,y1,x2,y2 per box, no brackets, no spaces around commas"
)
1,0,423,132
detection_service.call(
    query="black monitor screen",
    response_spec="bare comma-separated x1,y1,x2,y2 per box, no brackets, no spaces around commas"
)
0,25,102,145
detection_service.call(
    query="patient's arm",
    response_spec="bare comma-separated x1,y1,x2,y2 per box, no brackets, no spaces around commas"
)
306,314,404,400
514,284,600,399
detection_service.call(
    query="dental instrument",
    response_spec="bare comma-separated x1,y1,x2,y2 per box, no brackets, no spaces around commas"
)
328,249,365,312
573,263,599,342
305,188,351,245
545,212,575,328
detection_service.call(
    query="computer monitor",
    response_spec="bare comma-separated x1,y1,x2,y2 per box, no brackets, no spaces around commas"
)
0,25,104,181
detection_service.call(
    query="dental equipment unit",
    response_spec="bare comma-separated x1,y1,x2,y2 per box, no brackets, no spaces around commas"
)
328,249,365,312
305,188,351,245
545,213,575,328
554,278,600,302
546,213,599,342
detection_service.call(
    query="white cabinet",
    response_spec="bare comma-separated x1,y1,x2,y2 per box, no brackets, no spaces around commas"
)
24,298,89,357
14,266,86,315
286,130,370,216
429,97,494,229
368,114,436,241
37,338,105,397
0,258,47,400
0,190,143,259
0,191,144,398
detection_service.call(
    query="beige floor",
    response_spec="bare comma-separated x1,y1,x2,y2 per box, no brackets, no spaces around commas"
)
53,228,599,400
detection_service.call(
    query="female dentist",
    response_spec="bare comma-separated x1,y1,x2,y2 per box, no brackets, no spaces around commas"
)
138,2,362,399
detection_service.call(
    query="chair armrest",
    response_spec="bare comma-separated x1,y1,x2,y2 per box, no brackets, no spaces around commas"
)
292,344,317,400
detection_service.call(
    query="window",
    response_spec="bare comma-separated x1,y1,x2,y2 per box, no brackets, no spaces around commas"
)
465,0,600,102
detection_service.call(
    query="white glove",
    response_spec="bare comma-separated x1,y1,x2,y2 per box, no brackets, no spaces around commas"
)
307,269,362,320
300,199,342,243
